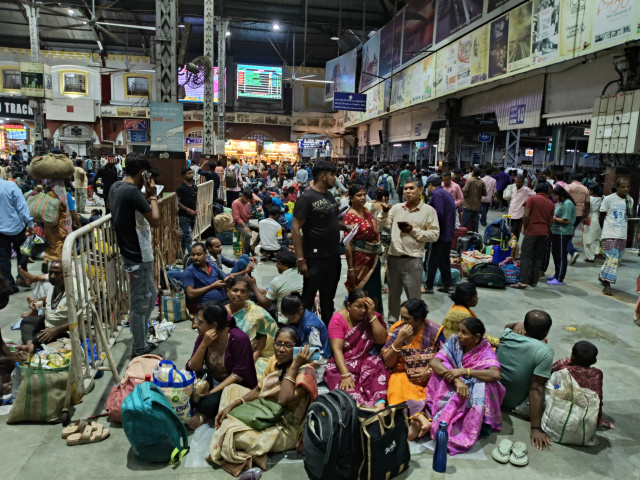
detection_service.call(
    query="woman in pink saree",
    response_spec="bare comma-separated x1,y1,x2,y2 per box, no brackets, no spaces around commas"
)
324,289,390,408
407,317,505,454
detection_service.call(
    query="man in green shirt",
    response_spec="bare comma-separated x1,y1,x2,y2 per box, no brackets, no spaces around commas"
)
496,310,554,451
397,164,412,202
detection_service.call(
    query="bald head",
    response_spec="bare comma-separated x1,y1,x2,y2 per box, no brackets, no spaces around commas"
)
524,310,552,340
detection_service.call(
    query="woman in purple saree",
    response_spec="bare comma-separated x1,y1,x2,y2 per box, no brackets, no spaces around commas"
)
407,317,505,454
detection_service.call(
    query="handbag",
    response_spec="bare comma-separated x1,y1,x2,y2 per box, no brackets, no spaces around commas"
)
7,353,70,424
402,347,438,378
231,397,283,430
27,192,60,226
161,291,189,323
29,153,75,180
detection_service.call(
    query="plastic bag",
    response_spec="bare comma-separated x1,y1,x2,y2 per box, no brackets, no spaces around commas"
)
152,360,195,423
192,377,210,403
20,236,34,256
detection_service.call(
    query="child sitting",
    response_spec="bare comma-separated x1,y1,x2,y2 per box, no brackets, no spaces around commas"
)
551,341,613,429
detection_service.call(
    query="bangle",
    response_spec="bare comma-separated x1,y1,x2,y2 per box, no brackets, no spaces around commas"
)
340,373,351,378
467,368,471,378
391,344,402,353
239,398,246,405
149,196,158,201
369,316,377,324
297,258,306,262
348,268,355,271
284,375,296,384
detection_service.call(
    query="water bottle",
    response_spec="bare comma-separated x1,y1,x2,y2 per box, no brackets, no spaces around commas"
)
432,421,449,473
10,362,21,403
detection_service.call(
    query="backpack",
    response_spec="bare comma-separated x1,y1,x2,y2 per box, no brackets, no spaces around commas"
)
377,174,391,192
303,389,363,480
225,166,237,188
105,354,162,423
121,381,189,464
468,263,507,289
484,219,510,245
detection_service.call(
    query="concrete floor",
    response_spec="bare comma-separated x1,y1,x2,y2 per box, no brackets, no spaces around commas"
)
1,208,639,480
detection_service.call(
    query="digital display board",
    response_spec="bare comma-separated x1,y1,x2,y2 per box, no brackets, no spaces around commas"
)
177,65,224,103
4,124,27,140
237,65,282,100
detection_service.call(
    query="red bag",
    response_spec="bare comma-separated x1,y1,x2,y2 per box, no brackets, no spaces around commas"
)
105,354,162,422
452,227,467,251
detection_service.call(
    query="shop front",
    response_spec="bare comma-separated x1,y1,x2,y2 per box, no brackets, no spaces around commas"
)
262,141,298,164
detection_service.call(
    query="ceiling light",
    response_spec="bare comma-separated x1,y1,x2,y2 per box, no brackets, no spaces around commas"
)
273,24,280,30
393,143,402,147
225,31,230,36
330,36,339,41
68,9,74,14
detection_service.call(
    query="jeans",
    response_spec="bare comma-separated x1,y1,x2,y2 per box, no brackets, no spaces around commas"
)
231,254,251,273
123,258,156,356
397,187,404,203
551,233,571,282
480,202,490,226
179,216,196,256
0,229,29,286
566,216,582,256
301,256,341,326
519,235,548,285
425,240,452,290
387,256,423,324
461,208,480,233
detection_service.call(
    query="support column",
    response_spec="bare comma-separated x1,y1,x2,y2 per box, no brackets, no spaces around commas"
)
25,3,44,154
380,118,390,163
504,129,521,167
202,0,215,155
155,0,179,103
216,17,228,155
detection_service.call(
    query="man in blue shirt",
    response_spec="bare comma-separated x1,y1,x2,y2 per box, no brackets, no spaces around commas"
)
183,242,228,311
424,175,456,294
492,167,512,211
0,178,34,292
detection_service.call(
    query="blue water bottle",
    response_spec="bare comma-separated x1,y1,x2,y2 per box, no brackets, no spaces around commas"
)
432,421,449,473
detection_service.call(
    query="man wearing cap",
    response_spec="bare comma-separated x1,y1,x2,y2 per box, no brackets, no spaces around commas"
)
177,166,198,255
424,175,456,294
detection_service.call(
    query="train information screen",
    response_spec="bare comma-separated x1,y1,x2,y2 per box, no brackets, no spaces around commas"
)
237,64,282,100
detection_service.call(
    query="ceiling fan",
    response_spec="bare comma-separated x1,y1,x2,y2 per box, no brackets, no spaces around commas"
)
89,31,156,74
281,31,333,84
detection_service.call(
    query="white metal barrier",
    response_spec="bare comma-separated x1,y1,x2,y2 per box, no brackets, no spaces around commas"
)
194,179,215,240
61,214,127,422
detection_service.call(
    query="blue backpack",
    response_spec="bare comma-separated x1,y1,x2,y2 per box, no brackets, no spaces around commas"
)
121,381,189,464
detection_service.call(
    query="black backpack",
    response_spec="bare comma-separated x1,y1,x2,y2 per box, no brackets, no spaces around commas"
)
303,390,363,480
468,263,507,289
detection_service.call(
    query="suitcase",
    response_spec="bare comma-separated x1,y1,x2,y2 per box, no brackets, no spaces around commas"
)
452,227,467,251
457,232,484,255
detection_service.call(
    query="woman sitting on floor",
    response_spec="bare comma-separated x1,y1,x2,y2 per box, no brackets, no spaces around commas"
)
442,283,478,338
407,318,505,453
186,301,258,430
324,289,390,409
225,275,278,379
383,299,446,407
210,327,318,476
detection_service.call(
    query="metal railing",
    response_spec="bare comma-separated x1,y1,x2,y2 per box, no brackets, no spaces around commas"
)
151,193,182,282
193,179,215,240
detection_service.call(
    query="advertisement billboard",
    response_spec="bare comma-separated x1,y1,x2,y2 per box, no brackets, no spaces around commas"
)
150,102,184,152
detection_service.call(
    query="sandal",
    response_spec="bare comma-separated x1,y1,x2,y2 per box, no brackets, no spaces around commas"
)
62,419,93,439
510,283,527,289
422,287,434,294
602,285,613,296
437,286,454,293
509,441,529,467
67,423,110,446
491,439,513,463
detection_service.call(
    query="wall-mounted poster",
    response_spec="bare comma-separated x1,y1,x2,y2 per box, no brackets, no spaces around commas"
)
360,32,380,92
508,2,533,72
324,49,357,101
435,42,460,94
592,0,635,48
559,0,592,57
150,102,184,152
20,62,52,98
470,24,490,84
412,55,435,102
532,0,559,65
402,0,435,65
390,70,406,111
489,14,509,78
378,24,393,78
435,0,483,44
325,58,338,100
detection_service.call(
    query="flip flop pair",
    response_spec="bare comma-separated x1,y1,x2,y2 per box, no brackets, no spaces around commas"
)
63,420,110,446
491,439,528,467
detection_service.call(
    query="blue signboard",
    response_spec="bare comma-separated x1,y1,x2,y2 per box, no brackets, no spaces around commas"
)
478,133,491,142
333,91,366,112
150,102,184,152
298,139,325,149
129,131,147,143
509,105,526,125
185,137,203,145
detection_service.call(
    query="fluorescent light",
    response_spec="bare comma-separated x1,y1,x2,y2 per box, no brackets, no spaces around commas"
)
393,143,402,147
68,9,74,14
97,40,103,51
226,31,230,36
273,24,280,30
330,36,339,41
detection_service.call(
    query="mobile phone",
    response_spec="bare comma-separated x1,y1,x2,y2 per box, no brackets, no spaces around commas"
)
142,170,149,185
293,346,320,361
397,221,409,229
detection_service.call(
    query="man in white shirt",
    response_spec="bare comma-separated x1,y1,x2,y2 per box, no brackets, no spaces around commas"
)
481,170,497,227
257,206,284,261
598,177,632,296
508,175,534,239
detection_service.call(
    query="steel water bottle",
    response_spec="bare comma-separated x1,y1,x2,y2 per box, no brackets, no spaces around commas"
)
432,421,449,473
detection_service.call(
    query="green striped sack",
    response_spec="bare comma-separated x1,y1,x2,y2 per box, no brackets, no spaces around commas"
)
27,192,60,226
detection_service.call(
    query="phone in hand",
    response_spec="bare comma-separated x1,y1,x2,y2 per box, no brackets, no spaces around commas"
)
293,346,321,361
142,170,150,186
397,221,410,229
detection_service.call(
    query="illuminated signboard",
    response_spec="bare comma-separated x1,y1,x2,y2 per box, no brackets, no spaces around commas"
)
178,65,225,103
225,139,258,155
4,124,27,140
525,148,534,157
237,65,282,100
263,142,298,156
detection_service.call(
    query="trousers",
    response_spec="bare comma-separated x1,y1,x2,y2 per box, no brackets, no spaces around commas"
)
123,258,156,356
566,216,582,256
425,240,453,289
301,256,341,326
551,233,572,282
0,229,28,286
179,216,196,256
387,255,423,324
75,188,87,214
461,208,480,233
519,235,548,285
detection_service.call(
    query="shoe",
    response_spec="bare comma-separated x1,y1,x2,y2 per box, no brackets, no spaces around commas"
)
10,285,19,295
546,275,555,281
569,253,579,265
584,259,594,263
547,278,563,285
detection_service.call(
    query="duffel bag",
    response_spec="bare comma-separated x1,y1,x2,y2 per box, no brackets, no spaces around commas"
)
27,192,60,226
29,153,75,180
499,259,521,285
468,263,507,289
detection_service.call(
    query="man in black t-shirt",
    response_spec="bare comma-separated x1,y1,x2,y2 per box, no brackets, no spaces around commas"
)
292,160,350,325
177,166,199,256
109,154,160,358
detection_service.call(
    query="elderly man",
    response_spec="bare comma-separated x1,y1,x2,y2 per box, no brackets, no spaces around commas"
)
425,175,456,294
379,177,440,323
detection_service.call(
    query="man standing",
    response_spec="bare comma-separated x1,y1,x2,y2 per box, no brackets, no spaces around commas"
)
441,171,463,208
508,175,534,239
493,167,511,211
296,163,309,190
109,153,160,358
510,183,554,289
461,168,487,232
565,173,590,265
367,166,379,199
292,160,347,325
197,160,220,201
480,169,497,227
232,188,254,256
379,177,440,323
224,157,243,207
425,175,456,294
397,164,412,202
599,177,632,296
0,177,33,292
73,159,88,214
92,160,119,213
452,168,466,187
83,156,94,174
177,166,199,256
